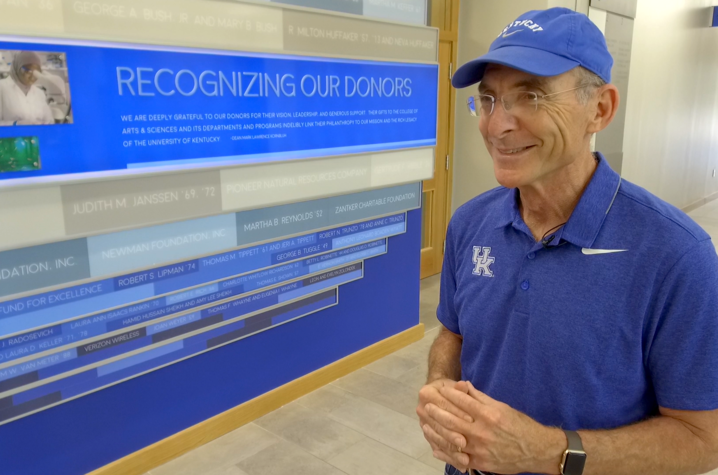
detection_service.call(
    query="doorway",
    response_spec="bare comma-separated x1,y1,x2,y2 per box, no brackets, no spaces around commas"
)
421,0,459,279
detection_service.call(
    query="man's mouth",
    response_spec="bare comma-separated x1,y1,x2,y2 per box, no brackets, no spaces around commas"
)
497,145,535,154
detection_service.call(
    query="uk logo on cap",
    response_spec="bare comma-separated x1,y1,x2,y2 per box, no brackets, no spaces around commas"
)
498,19,544,37
452,8,613,88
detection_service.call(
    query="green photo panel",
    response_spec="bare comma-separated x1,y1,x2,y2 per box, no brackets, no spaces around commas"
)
0,136,40,173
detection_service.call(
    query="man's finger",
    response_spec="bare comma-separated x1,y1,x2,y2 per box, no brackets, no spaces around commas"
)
453,381,477,400
419,423,444,454
436,450,472,474
453,381,494,406
426,438,441,454
422,418,465,454
425,403,472,443
434,391,475,423
432,449,469,473
421,421,451,451
420,386,474,423
440,386,490,420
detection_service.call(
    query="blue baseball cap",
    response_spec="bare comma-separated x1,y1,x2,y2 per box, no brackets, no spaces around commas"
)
452,8,613,88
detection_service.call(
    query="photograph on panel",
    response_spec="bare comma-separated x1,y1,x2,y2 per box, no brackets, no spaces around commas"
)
0,50,73,126
0,136,40,173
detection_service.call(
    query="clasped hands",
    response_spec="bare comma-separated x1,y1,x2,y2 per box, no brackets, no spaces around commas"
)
416,379,563,475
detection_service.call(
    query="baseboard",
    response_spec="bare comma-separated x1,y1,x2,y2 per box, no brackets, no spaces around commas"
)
87,323,425,475
682,190,718,213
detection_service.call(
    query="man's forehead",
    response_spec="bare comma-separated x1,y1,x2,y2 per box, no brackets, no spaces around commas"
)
479,64,558,91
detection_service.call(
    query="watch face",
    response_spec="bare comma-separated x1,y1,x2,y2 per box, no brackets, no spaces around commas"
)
564,452,587,474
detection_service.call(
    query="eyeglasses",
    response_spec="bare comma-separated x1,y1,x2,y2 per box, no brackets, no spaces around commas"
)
466,86,589,117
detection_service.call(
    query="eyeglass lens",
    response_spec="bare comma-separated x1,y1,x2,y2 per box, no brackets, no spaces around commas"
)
467,92,539,117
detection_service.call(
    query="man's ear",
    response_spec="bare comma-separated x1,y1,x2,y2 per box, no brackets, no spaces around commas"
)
587,84,620,134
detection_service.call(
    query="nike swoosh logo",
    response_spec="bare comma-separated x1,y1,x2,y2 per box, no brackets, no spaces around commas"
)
502,30,523,37
581,248,628,255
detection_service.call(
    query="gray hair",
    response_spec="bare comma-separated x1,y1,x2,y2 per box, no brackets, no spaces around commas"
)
574,67,606,104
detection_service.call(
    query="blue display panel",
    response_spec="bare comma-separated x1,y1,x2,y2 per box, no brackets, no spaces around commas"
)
0,182,420,297
0,286,343,424
0,214,405,346
0,38,437,185
0,207,406,425
0,207,422,475
0,240,386,364
0,0,435,470
0,261,362,399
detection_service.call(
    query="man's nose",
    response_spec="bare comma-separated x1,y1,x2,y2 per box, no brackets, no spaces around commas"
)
485,102,519,140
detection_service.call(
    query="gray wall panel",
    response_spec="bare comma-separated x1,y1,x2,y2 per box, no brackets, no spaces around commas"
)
595,12,634,173
61,171,223,235
282,9,437,61
0,240,91,298
590,0,637,18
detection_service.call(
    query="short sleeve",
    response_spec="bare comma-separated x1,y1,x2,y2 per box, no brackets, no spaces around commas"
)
437,219,461,335
647,239,718,410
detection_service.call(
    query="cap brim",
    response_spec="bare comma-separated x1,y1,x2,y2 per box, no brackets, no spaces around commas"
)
451,46,580,88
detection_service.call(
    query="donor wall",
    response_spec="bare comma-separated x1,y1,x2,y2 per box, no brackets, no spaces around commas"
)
0,1,437,474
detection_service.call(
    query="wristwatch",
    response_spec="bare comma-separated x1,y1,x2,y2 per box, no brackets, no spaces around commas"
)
560,430,587,475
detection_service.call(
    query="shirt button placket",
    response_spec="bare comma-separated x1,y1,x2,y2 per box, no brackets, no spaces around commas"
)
523,252,534,290
516,249,535,313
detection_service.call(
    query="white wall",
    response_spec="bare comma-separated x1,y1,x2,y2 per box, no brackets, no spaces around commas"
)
452,0,718,212
451,0,550,212
621,0,718,209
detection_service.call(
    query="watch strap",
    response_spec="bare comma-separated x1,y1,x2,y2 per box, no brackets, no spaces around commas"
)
564,429,583,452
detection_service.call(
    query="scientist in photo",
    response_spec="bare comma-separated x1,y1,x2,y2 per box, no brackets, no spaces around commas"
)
0,51,55,126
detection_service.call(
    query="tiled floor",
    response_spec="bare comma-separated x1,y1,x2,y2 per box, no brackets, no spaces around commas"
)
149,199,718,475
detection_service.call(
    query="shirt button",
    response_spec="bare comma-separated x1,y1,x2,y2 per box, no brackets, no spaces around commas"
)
527,252,535,260
521,280,530,291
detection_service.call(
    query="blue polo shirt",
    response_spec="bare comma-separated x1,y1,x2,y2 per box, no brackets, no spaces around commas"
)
438,154,718,437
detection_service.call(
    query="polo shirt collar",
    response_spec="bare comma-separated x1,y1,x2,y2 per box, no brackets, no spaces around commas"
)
495,187,520,229
494,153,621,248
561,153,621,248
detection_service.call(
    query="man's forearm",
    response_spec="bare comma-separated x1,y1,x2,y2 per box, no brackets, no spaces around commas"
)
533,415,718,475
427,327,462,383
576,415,718,475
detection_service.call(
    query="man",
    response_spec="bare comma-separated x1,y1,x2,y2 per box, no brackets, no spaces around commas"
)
416,8,718,475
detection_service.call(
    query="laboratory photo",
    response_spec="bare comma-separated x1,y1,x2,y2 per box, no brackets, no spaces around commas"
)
0,50,73,126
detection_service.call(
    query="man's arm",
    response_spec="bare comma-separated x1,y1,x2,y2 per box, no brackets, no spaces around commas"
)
424,382,718,475
427,325,463,383
575,406,718,475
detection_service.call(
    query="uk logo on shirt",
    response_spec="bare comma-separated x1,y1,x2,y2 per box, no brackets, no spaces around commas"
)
472,246,495,277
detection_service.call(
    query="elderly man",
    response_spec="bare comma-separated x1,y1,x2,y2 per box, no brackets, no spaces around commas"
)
416,8,718,475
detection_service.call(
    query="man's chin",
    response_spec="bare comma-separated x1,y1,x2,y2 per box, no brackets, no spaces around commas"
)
493,168,530,189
